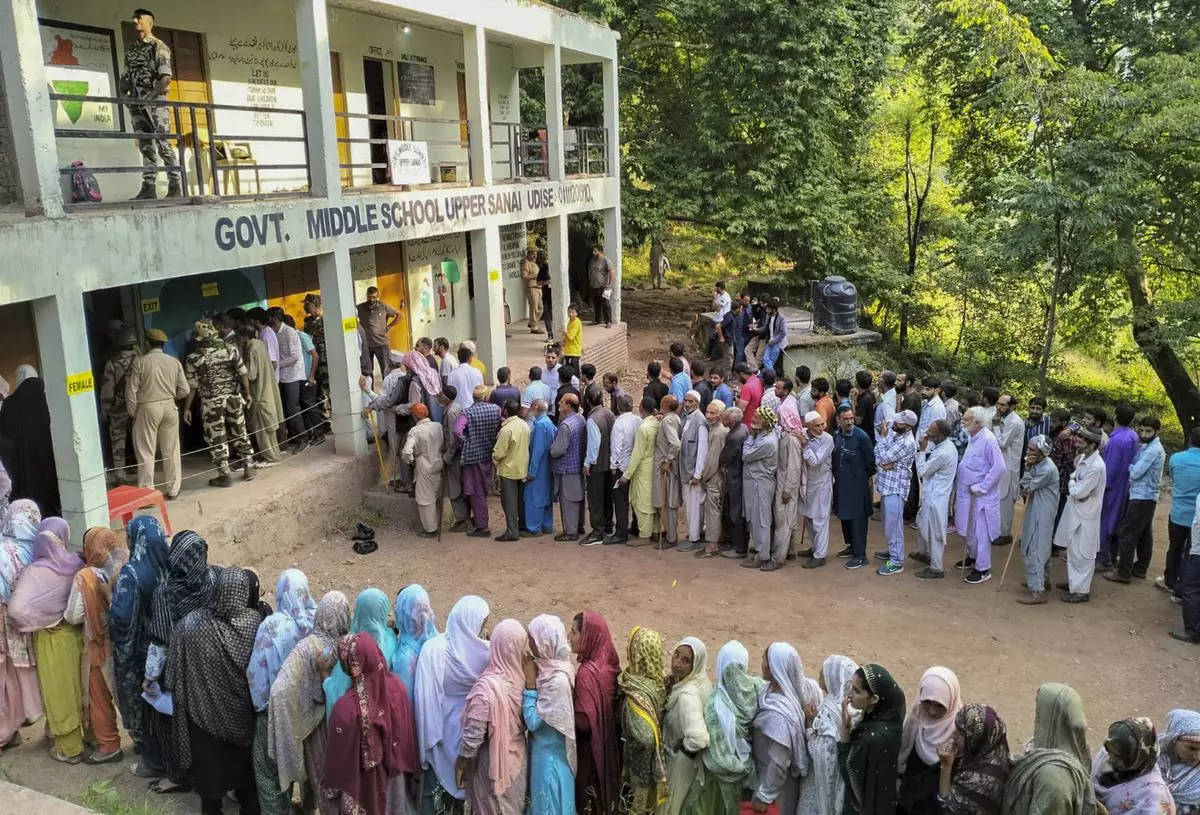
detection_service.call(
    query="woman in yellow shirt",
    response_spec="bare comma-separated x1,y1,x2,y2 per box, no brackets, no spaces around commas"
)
563,303,583,370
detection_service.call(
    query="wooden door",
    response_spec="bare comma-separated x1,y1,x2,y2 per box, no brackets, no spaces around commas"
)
121,25,210,139
330,52,353,188
457,71,468,146
373,243,411,351
264,258,321,323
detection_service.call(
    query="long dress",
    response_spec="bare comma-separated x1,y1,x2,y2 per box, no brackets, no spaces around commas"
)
0,500,42,747
526,689,575,815
839,664,905,815
689,641,763,815
1054,451,1106,595
574,611,621,815
620,627,668,815
806,656,860,815
627,415,660,537
662,637,712,815
525,415,557,534
525,615,576,815
245,338,283,463
0,376,60,517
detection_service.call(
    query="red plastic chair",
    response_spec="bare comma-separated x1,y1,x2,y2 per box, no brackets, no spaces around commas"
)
106,486,172,535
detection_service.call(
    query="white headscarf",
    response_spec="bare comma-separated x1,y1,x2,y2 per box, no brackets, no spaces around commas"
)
813,655,859,740
14,365,37,387
529,614,578,772
666,635,711,711
414,634,451,781
713,641,751,762
756,642,809,775
426,595,490,795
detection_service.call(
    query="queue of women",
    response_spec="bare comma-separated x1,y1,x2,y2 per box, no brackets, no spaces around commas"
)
1,504,1200,815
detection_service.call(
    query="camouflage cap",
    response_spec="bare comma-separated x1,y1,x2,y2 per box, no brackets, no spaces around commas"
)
193,320,219,342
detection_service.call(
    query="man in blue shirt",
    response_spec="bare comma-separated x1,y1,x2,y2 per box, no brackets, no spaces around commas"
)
1107,415,1166,583
709,369,734,408
521,366,555,420
667,356,690,405
1163,426,1200,596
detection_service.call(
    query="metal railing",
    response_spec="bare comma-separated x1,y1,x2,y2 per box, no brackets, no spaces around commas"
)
492,124,610,179
49,93,310,203
334,111,471,187
564,126,609,176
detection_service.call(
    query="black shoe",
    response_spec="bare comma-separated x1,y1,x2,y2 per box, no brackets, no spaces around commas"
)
845,556,869,570
603,535,627,545
954,558,976,571
1055,581,1071,591
242,465,255,482
909,552,931,565
676,540,701,552
449,520,470,533
417,530,438,539
467,528,491,538
874,552,890,561
131,184,157,201
1168,630,1200,644
992,535,1013,546
520,530,541,538
311,434,327,446
964,569,992,585
795,548,814,559
493,533,519,542
165,181,183,199
353,522,376,541
835,546,854,559
760,561,782,572
720,549,747,559
1061,592,1090,604
802,557,827,569
208,473,233,488
740,559,763,569
579,536,605,547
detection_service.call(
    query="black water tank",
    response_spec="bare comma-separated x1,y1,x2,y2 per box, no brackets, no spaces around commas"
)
812,275,858,335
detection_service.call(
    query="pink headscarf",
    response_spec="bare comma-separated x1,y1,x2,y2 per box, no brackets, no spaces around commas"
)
779,397,804,433
899,666,963,770
528,614,578,772
404,351,442,397
462,618,529,796
7,517,83,632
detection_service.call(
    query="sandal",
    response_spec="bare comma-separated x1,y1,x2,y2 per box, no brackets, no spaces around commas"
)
553,534,579,542
149,779,192,794
51,749,82,765
694,548,721,558
85,748,124,765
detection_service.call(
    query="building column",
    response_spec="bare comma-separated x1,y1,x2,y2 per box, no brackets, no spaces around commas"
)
295,0,340,199
469,226,507,375
602,207,622,324
602,58,623,324
317,248,367,457
0,0,65,217
33,294,106,542
462,25,493,187
542,45,565,181
546,214,570,335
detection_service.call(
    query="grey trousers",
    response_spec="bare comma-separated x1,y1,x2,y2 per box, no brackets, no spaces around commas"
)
555,473,584,536
500,478,523,537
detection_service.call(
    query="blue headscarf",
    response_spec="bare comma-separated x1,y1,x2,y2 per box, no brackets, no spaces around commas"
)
246,569,317,712
322,587,397,717
389,584,438,703
0,499,41,602
110,516,169,646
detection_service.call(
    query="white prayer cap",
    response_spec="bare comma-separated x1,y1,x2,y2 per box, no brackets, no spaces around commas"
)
708,399,726,413
804,410,823,424
460,340,477,353
685,389,701,401
895,409,918,427
1029,434,1053,456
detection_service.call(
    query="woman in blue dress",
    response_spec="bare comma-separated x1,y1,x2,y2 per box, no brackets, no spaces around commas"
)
322,587,397,717
390,584,437,704
523,613,576,815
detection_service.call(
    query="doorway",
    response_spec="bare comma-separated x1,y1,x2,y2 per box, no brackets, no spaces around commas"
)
362,58,394,185
330,52,353,187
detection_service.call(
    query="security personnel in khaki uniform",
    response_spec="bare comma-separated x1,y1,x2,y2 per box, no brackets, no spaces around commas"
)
100,327,140,484
127,328,190,498
183,320,255,488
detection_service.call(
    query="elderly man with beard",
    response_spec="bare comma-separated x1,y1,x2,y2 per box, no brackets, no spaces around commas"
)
955,406,1008,585
762,402,805,571
795,410,835,569
992,394,1025,545
402,403,444,537
1053,425,1107,603
875,409,919,576
551,393,587,541
523,398,556,537
695,399,728,559
676,390,709,552
740,406,780,568
1016,434,1060,604
718,406,750,559
913,419,959,580
652,395,683,549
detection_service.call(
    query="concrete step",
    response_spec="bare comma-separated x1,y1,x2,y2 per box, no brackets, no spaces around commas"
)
361,485,421,530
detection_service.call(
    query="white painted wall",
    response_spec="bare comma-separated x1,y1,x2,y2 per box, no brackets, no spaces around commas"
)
404,232,473,342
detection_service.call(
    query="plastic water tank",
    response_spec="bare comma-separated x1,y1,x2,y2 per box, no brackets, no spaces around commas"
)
813,276,858,335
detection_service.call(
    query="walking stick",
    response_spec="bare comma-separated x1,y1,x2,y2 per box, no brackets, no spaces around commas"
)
366,412,387,484
998,533,1018,588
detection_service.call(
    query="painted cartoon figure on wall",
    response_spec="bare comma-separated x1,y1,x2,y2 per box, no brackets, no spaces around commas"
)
419,274,435,324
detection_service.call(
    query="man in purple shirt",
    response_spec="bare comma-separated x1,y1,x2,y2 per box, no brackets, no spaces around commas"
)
954,406,1009,584
248,307,279,383
1098,403,1139,570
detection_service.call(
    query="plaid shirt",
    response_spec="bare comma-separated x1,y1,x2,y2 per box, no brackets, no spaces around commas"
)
458,401,501,466
874,431,917,496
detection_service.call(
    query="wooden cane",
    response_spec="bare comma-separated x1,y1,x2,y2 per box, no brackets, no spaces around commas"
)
997,533,1018,588
366,412,387,483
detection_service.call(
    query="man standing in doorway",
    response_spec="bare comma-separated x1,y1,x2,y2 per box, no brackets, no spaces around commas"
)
122,8,180,200
126,327,189,498
521,249,545,334
183,320,255,489
357,286,400,376
588,244,615,328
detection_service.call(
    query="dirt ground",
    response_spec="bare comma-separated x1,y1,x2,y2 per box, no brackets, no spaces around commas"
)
4,288,1198,813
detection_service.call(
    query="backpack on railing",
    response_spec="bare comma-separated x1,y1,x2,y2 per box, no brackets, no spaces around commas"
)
69,160,102,203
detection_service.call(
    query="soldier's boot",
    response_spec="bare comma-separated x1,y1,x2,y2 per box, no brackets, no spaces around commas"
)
131,182,157,201
243,462,255,482
166,180,183,198
208,473,233,488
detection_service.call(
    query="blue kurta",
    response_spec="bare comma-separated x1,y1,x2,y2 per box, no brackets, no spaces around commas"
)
523,689,575,815
525,415,556,533
1100,425,1138,551
832,426,876,519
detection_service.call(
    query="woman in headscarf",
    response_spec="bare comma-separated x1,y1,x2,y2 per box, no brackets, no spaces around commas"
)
249,569,318,815
619,626,668,815
268,590,351,815
8,517,84,763
1090,718,1173,815
1000,683,1096,815
404,350,444,424
0,499,43,749
751,642,811,815
570,611,622,815
661,636,713,815
324,587,398,718
806,655,860,815
238,325,284,464
146,529,215,791
1158,710,1200,815
0,366,60,517
110,516,169,776
838,663,906,815
935,704,1010,815
524,614,576,815
689,640,763,815
390,584,437,704
457,618,530,815
323,633,419,815
414,594,490,811
63,527,127,764
898,667,963,815
166,567,262,814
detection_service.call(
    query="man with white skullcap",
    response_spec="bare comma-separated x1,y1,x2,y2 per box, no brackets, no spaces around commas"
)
1016,433,1060,604
913,418,959,579
874,409,919,575
676,389,709,550
795,410,835,568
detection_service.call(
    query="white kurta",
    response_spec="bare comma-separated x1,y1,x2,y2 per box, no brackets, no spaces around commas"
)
800,432,834,558
915,439,958,568
1053,450,1106,594
994,411,1024,536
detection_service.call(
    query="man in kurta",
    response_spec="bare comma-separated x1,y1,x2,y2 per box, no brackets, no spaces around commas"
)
402,403,444,537
833,404,875,570
439,385,471,531
455,385,502,536
492,399,530,541
1016,435,1060,604
623,397,661,544
1054,425,1107,603
955,407,1008,585
719,407,750,558
551,393,587,540
524,399,556,536
763,406,804,571
1098,403,1139,571
992,394,1024,545
796,410,834,569
696,399,728,558
677,391,709,552
913,419,958,580
875,409,918,576
652,395,683,549
740,407,779,567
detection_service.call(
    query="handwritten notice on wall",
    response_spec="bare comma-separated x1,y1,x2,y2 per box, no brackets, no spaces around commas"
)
387,141,431,185
500,223,525,282
399,57,435,106
208,35,297,129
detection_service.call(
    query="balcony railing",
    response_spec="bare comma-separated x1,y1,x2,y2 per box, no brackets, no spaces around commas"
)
492,124,610,180
49,94,310,206
564,127,610,177
335,112,471,188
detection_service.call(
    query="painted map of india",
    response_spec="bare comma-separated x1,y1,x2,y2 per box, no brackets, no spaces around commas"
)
48,35,87,124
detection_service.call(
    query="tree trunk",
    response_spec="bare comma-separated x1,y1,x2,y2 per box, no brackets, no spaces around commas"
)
650,234,665,290
1037,212,1064,398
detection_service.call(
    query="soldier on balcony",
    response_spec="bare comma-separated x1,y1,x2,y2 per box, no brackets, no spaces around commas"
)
121,8,181,200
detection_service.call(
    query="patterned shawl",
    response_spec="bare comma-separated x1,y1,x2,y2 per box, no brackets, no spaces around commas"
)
814,655,859,741
696,640,764,813
324,587,398,718
149,530,214,645
246,569,316,711
0,499,40,602
618,626,668,801
842,664,906,815
944,704,1010,815
389,584,437,704
1158,709,1200,810
1097,718,1159,786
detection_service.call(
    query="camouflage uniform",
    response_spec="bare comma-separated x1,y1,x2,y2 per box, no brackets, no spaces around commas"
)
121,35,180,186
303,311,331,428
100,347,139,480
185,325,253,477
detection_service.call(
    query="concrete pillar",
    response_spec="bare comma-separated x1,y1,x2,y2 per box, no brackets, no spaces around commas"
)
462,25,493,187
546,214,570,335
295,0,340,199
602,57,621,180
469,226,507,374
603,207,622,323
33,294,107,542
542,45,565,181
316,248,367,457
0,0,65,217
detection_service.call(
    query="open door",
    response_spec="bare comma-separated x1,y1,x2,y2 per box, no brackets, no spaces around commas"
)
374,243,411,351
330,52,353,188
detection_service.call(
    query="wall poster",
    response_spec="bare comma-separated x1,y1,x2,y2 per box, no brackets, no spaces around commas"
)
39,19,124,132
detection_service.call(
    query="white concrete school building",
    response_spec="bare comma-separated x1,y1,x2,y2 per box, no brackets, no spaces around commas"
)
0,0,622,535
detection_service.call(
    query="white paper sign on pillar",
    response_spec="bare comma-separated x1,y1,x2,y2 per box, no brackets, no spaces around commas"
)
387,140,431,185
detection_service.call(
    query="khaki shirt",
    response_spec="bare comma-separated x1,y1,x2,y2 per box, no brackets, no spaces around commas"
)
521,258,540,288
126,348,189,416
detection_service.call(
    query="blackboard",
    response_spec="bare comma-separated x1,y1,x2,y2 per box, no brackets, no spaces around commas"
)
399,60,436,105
